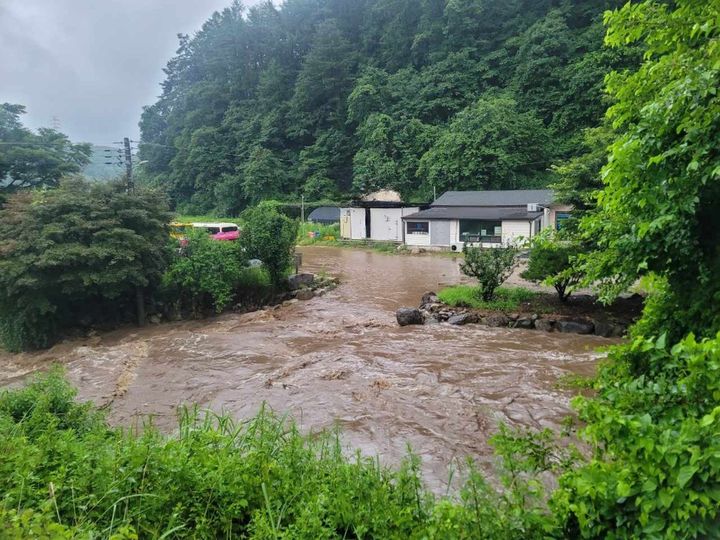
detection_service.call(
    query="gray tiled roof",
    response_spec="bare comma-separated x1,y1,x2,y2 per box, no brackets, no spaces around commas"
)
402,206,543,221
432,189,554,207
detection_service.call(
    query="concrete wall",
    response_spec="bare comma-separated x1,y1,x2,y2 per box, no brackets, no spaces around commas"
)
547,204,573,230
501,220,531,244
405,221,431,246
370,207,419,242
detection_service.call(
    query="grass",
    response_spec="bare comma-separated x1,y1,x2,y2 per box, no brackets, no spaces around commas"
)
296,222,341,245
438,285,540,312
0,369,554,538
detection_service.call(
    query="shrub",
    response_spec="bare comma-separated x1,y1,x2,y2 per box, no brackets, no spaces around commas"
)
240,202,298,286
553,333,720,538
521,231,583,301
0,178,172,351
460,244,519,301
162,231,246,314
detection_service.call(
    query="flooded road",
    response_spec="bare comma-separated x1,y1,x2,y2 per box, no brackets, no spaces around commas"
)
0,246,610,489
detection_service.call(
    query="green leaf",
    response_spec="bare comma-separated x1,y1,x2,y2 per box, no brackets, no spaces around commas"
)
677,465,698,488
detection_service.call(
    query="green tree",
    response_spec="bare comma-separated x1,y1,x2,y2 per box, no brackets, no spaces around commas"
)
240,202,298,285
553,2,720,537
460,244,519,301
418,95,551,193
0,178,172,351
521,231,582,301
0,104,91,195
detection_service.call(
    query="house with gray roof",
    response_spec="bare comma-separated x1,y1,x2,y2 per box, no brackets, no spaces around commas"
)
402,190,571,250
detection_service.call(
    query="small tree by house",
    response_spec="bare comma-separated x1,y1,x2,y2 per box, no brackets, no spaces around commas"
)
521,231,583,301
240,202,298,286
460,244,519,301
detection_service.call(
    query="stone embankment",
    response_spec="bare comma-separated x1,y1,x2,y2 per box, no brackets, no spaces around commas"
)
396,292,629,338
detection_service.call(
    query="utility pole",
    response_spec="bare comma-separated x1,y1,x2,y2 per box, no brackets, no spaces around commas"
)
301,195,305,222
123,137,134,194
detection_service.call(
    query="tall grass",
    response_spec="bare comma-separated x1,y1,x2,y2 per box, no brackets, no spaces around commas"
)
0,369,556,538
296,222,341,245
438,285,539,311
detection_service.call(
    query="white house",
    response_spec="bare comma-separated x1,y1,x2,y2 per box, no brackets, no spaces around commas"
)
402,190,571,250
340,190,424,243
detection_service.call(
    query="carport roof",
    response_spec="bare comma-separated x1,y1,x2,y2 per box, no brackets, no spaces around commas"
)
432,189,554,207
402,206,543,221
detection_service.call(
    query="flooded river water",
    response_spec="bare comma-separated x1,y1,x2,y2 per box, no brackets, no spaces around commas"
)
0,246,611,489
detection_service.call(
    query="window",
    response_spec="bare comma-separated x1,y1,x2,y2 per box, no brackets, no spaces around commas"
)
406,221,429,234
556,212,571,230
221,226,238,233
459,220,502,243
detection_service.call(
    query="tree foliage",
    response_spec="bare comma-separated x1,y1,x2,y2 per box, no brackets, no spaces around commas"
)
0,179,172,351
521,231,583,301
460,244,519,302
240,202,298,286
0,104,91,195
139,0,634,212
162,231,246,314
550,2,720,537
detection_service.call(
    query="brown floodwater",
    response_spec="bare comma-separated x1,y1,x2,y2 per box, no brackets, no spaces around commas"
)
0,246,612,490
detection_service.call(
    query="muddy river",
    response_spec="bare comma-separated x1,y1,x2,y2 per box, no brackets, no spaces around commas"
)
0,246,611,489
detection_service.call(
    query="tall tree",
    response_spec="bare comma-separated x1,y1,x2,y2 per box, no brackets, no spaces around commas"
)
0,104,91,194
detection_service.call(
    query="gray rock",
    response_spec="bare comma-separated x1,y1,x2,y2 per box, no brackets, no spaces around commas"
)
148,314,162,324
424,316,440,325
556,319,595,335
593,319,614,338
485,314,510,327
447,313,477,326
287,273,315,290
535,319,555,332
421,292,439,305
295,289,314,301
514,317,534,329
247,259,263,268
396,307,424,326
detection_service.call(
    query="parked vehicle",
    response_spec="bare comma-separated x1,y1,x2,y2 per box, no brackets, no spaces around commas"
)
170,221,241,244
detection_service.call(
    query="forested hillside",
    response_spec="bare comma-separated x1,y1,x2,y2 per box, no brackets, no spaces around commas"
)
139,0,637,215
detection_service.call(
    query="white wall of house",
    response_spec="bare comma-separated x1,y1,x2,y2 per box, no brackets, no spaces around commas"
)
339,207,367,240
449,219,460,243
370,207,419,242
501,220,531,244
405,220,431,246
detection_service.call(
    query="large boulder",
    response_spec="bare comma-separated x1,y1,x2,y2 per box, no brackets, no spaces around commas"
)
287,273,315,290
447,313,478,326
421,291,439,305
484,314,510,328
535,319,555,332
556,319,595,335
396,307,424,326
295,289,314,301
514,317,534,329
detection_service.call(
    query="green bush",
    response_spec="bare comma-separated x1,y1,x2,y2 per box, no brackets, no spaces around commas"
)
0,370,556,538
241,202,298,286
162,231,246,314
438,285,538,311
553,333,720,538
0,178,172,351
460,244,519,301
521,231,583,301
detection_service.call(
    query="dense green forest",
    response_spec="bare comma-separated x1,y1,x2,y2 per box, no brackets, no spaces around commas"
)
139,0,637,214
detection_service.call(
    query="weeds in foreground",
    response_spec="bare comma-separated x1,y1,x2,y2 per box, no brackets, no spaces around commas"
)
0,368,561,538
438,285,540,312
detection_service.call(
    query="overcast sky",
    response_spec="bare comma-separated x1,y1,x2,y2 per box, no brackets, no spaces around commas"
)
0,0,265,145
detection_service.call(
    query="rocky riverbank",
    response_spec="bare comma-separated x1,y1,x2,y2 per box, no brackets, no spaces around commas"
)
396,291,643,338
